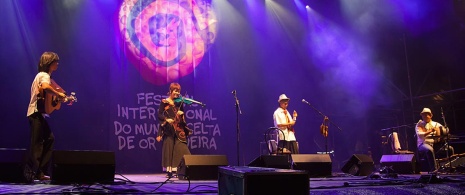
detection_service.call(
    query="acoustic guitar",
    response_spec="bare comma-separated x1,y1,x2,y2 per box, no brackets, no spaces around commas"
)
37,79,77,114
320,116,329,137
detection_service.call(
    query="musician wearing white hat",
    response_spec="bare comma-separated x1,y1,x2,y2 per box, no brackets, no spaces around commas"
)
415,107,452,172
273,94,299,154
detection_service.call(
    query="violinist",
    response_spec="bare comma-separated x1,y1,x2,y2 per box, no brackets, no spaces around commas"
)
156,83,191,178
273,94,299,154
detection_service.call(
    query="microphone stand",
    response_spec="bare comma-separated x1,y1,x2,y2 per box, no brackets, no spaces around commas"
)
440,107,453,172
302,99,342,154
232,90,242,166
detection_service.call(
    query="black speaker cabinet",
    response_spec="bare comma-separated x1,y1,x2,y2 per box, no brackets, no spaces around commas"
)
248,155,290,169
380,154,418,174
0,148,33,183
218,166,309,195
291,154,332,177
341,154,374,176
177,155,228,180
51,150,115,184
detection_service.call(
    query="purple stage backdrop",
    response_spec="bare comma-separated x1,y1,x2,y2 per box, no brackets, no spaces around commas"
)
1,0,464,173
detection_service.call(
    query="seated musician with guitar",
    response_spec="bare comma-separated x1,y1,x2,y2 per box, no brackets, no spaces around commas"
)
273,94,299,154
26,52,67,181
156,83,191,178
416,107,454,172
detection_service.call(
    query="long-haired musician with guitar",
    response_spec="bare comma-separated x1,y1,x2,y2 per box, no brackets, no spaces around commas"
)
26,52,66,181
156,83,191,178
273,94,299,154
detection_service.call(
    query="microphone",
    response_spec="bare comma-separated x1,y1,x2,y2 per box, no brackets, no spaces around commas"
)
302,99,310,105
232,90,236,94
268,127,278,130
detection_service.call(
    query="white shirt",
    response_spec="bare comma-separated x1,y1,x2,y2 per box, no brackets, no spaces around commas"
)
27,72,50,117
273,107,296,141
416,120,442,147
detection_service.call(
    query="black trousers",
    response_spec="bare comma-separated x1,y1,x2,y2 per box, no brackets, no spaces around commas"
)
28,112,55,177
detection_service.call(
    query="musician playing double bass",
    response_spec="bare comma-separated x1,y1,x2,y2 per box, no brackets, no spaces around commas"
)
156,82,191,178
273,94,299,154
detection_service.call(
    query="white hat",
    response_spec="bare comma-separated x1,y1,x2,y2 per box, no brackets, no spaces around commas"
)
278,94,290,102
420,108,432,115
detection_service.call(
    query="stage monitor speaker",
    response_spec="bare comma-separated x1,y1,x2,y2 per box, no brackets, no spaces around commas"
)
380,154,418,174
0,148,33,183
51,150,115,184
177,155,228,180
291,154,332,177
247,155,290,169
341,154,374,176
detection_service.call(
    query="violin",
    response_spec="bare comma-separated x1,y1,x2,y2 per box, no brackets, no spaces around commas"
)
174,97,194,105
174,96,206,107
320,116,329,137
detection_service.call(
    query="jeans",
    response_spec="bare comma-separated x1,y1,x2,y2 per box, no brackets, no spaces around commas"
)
418,143,436,172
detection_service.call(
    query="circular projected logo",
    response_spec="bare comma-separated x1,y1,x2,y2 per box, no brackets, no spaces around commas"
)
119,0,217,85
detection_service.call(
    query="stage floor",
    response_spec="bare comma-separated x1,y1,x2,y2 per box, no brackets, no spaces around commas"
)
1,170,465,194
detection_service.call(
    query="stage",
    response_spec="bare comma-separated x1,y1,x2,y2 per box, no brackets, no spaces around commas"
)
1,168,465,194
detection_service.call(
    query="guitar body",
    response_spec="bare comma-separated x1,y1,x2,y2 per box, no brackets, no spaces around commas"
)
37,79,76,115
44,92,63,114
